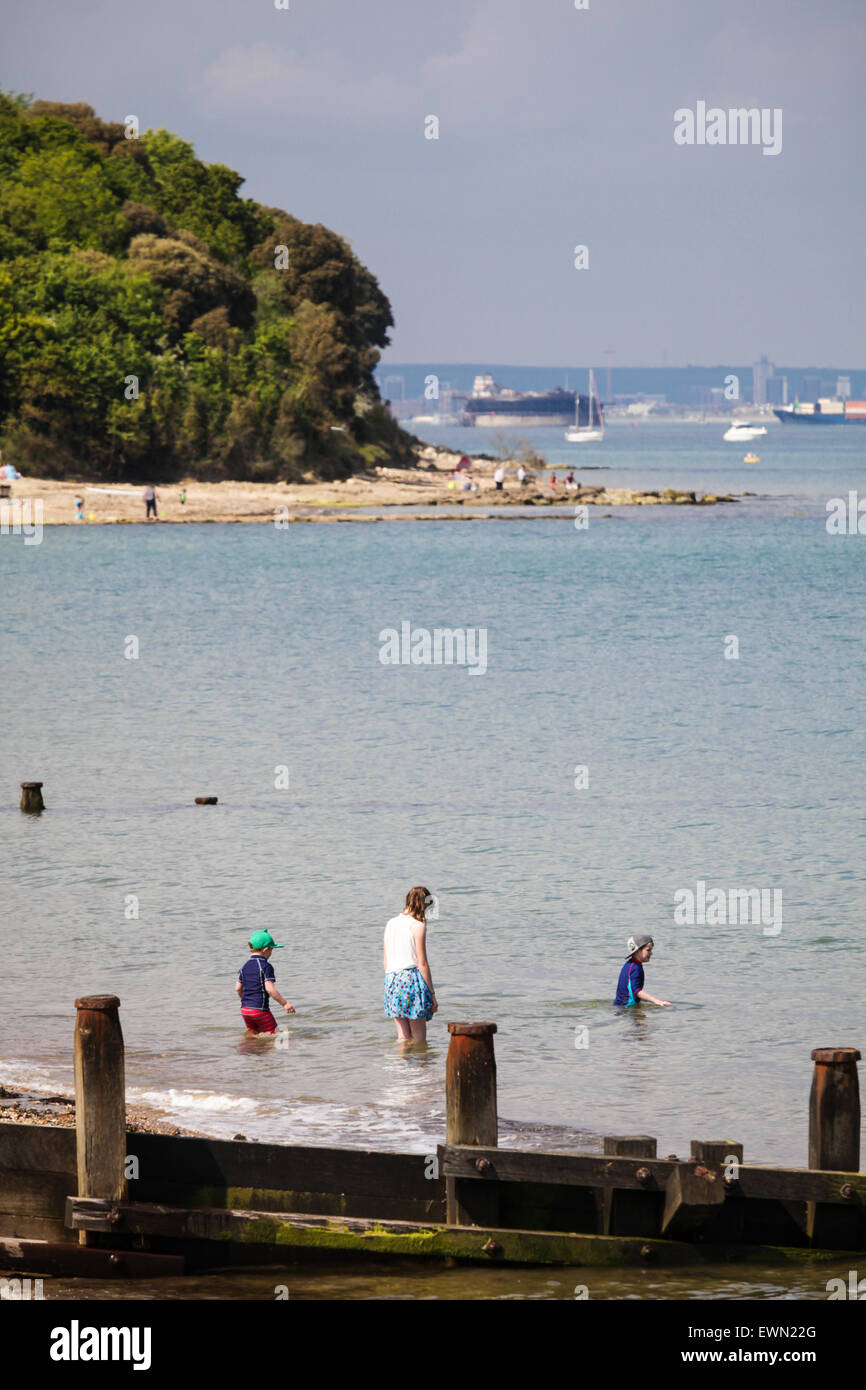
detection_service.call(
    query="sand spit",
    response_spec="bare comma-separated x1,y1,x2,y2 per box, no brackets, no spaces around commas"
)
1,448,741,526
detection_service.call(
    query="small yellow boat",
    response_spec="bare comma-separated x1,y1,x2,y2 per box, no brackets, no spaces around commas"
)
743,452,760,463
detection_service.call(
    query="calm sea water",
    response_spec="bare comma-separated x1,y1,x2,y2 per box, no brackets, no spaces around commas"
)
1,424,864,1186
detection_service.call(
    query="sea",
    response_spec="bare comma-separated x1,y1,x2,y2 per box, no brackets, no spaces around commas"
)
1,419,864,1299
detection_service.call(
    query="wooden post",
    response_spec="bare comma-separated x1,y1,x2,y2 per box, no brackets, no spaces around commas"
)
598,1137,658,1235
687,1140,745,1241
809,1048,861,1171
20,781,44,814
604,1136,657,1158
807,1047,861,1245
74,995,127,1246
194,797,218,805
690,1140,743,1171
445,1022,498,1227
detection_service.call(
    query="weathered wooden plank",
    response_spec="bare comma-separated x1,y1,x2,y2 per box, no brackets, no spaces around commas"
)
131,1182,445,1225
0,1169,71,1218
126,1132,440,1202
0,1236,183,1278
64,1197,702,1266
64,1197,861,1268
442,1146,866,1206
0,1123,443,1208
0,1123,76,1175
735,1166,866,1206
0,1214,72,1243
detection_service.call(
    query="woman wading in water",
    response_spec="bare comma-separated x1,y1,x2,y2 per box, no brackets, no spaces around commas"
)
383,886,438,1043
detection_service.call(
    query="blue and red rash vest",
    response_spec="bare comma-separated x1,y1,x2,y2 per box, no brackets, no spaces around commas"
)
614,959,644,1006
238,954,275,1010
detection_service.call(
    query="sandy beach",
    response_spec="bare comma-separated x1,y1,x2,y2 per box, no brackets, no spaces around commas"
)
1,448,740,525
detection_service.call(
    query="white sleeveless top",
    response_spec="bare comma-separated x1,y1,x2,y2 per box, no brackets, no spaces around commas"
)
384,912,421,973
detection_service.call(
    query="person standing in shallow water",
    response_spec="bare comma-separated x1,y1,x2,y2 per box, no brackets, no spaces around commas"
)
613,935,671,1007
383,886,438,1043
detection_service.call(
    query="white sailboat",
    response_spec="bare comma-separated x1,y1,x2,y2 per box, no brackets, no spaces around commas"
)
565,368,604,442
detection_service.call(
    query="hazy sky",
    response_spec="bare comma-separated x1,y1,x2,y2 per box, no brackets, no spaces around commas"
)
4,0,864,365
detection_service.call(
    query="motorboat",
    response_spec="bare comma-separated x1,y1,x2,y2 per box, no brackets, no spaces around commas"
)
723,421,767,442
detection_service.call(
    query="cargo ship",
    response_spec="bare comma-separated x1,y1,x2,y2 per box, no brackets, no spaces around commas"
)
462,375,578,427
774,398,866,424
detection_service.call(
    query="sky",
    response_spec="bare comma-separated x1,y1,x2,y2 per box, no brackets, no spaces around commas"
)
3,0,865,367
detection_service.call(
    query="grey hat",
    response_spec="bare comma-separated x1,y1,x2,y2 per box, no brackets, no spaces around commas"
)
625,934,654,960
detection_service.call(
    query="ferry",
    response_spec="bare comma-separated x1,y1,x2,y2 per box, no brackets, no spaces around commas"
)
462,375,575,427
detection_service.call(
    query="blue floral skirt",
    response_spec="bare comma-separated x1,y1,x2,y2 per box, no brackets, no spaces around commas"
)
384,967,434,1020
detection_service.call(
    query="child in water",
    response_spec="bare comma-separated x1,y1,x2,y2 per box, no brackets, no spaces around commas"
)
235,930,295,1033
383,886,438,1042
614,935,671,1007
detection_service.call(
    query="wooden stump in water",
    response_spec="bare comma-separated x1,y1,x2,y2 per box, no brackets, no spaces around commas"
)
445,1022,498,1228
194,796,218,805
807,1046,861,1245
809,1048,861,1172
73,995,127,1246
20,781,44,813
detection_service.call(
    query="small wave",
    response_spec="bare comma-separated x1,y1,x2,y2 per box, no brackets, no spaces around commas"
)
128,1087,260,1115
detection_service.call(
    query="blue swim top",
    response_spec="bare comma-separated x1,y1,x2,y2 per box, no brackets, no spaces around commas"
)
614,958,644,1006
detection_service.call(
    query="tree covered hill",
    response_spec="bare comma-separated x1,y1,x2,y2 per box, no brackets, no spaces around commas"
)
0,94,415,481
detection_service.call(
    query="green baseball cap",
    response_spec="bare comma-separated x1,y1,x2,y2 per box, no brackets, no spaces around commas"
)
249,930,285,950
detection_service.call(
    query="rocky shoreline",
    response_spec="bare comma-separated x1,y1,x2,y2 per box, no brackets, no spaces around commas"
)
0,1086,199,1137
0,445,746,525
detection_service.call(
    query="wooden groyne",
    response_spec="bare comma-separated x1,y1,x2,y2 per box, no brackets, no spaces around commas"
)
0,1001,862,1276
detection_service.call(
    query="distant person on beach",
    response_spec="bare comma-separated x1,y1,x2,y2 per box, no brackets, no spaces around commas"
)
383,887,438,1043
143,485,158,520
565,471,577,490
74,496,84,522
549,472,557,489
614,935,671,1007
517,465,527,485
235,930,295,1034
493,465,505,491
179,487,186,505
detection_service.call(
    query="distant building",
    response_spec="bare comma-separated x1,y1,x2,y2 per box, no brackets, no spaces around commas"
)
836,375,852,400
752,355,774,406
766,376,788,406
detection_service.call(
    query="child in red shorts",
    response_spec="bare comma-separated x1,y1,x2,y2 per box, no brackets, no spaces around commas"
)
235,931,295,1032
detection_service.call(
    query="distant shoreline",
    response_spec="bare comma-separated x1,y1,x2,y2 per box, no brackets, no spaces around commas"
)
2,451,744,526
